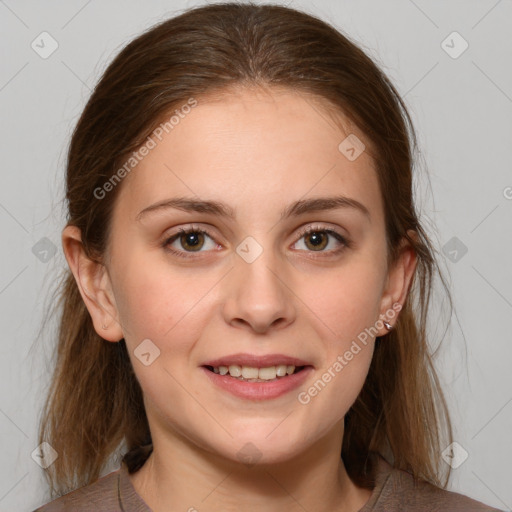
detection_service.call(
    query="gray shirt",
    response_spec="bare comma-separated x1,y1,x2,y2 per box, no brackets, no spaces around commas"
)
32,453,505,511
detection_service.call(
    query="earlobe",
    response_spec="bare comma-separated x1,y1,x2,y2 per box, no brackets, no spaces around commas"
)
61,225,124,342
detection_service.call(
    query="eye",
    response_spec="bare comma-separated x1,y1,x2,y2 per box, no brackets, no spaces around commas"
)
292,224,350,254
163,226,219,258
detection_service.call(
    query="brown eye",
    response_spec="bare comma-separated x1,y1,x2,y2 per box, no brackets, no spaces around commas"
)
292,225,350,255
179,231,205,251
163,227,218,257
304,231,328,251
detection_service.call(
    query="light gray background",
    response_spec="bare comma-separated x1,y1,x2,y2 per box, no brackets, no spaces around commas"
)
0,1,511,511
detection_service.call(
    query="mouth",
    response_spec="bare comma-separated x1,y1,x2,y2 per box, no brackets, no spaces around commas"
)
202,364,310,383
199,353,314,399
201,363,314,400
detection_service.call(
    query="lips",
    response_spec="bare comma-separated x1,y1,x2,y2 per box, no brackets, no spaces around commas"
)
201,352,314,369
201,364,314,400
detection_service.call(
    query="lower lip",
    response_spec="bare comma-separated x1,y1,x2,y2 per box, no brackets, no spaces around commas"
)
201,366,314,400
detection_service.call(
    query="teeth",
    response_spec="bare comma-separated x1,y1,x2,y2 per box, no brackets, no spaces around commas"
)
257,366,276,380
276,365,288,377
241,366,259,379
213,364,298,381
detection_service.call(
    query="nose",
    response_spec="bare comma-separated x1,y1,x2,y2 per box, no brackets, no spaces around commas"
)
222,245,297,334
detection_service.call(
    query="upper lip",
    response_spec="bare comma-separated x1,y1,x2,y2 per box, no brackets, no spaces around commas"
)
201,353,313,369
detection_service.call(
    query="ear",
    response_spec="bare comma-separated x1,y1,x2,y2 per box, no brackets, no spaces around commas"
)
61,225,124,342
376,229,418,336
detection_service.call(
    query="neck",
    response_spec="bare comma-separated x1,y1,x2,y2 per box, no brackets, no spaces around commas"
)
129,420,373,512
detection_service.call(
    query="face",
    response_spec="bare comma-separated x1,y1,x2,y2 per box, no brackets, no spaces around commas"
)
79,87,411,465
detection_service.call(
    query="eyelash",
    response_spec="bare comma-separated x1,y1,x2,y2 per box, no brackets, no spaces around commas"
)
162,224,351,260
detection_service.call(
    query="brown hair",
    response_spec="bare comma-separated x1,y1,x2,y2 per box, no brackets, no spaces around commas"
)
37,1,454,499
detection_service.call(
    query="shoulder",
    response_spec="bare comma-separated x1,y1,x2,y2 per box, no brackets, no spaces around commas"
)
31,467,122,512
369,454,505,512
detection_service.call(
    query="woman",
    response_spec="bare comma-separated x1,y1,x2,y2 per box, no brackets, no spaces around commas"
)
33,2,503,511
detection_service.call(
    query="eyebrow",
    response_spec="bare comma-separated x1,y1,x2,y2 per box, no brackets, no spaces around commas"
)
136,195,371,223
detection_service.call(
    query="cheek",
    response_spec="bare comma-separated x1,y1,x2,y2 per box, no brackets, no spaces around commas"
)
294,258,383,405
298,260,384,341
112,254,216,346
298,301,376,427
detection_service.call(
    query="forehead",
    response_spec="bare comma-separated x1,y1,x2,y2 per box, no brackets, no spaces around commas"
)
113,87,382,225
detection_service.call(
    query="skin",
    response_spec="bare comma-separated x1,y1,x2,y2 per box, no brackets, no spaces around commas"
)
62,86,417,512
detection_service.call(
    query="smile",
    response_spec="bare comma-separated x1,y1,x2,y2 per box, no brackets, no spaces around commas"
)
201,365,313,400
205,364,305,382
